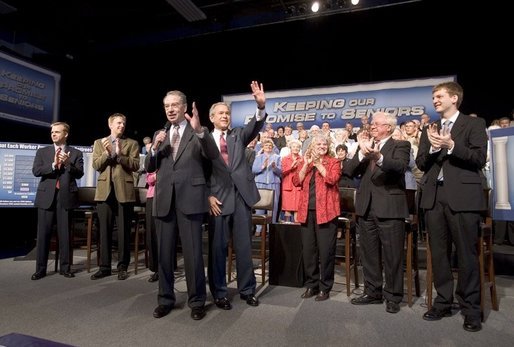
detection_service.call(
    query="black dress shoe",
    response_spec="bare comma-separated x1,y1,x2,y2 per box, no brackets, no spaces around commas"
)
153,305,172,318
59,271,75,278
351,294,383,305
31,271,46,280
386,300,400,313
301,288,319,299
191,306,206,320
422,307,452,321
117,268,129,280
214,297,232,310
463,315,482,332
90,270,112,280
148,272,159,283
315,291,330,301
240,294,259,307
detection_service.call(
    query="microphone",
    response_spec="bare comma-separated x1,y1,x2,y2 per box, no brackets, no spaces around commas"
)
154,121,172,149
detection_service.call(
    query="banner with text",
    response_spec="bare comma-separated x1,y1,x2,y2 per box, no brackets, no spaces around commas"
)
223,76,455,129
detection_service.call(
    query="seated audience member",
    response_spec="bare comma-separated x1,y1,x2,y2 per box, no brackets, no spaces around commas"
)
252,139,282,235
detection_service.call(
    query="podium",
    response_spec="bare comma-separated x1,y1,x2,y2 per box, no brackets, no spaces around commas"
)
269,223,304,287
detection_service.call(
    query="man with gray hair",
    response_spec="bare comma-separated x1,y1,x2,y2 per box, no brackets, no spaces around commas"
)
344,111,410,314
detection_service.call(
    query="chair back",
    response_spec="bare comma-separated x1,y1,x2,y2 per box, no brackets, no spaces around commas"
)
405,189,417,215
253,188,274,211
77,187,96,207
339,187,357,214
135,187,148,206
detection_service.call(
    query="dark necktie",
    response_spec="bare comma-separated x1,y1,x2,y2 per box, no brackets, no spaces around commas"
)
220,132,229,165
171,124,180,160
437,120,453,181
370,140,380,172
56,147,62,189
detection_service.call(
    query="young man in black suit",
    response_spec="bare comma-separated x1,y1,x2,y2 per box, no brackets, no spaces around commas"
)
416,81,487,332
207,81,267,310
145,91,218,321
31,122,84,280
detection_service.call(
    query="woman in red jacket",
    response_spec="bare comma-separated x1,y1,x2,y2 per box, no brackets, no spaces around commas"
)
280,139,303,223
293,134,341,301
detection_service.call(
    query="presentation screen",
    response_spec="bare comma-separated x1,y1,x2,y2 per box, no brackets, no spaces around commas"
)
0,51,61,127
0,141,97,207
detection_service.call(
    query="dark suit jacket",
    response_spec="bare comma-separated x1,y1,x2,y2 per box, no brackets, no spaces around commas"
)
92,136,140,203
33,145,84,210
338,158,356,188
344,138,410,219
208,115,266,213
145,124,219,216
416,113,487,211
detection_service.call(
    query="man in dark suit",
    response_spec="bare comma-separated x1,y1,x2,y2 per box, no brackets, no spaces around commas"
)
31,122,84,280
207,81,267,310
416,81,487,332
146,90,218,321
344,111,410,314
91,113,140,281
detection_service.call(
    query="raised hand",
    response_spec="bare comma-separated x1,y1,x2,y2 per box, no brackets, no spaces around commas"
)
250,81,265,109
357,131,373,156
102,137,113,156
54,148,62,167
427,123,443,150
185,101,203,134
60,151,71,166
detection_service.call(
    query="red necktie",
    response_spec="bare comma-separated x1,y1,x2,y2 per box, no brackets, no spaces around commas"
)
220,132,229,165
56,147,62,189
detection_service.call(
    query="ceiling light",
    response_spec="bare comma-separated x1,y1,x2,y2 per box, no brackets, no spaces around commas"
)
311,1,321,13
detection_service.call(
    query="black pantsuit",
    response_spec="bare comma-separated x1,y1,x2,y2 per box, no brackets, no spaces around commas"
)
300,210,338,292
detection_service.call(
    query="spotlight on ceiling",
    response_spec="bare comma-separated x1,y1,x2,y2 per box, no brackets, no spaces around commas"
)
311,1,320,13
351,0,360,5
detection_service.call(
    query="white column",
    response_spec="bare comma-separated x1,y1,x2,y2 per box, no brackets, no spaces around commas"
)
492,136,511,209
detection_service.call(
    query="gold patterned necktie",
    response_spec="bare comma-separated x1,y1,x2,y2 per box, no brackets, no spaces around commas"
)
171,124,180,160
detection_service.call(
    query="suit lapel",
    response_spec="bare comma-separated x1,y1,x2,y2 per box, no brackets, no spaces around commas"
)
226,130,237,166
449,112,465,139
175,124,193,161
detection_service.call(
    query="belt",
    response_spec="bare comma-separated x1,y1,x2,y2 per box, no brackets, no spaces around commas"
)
436,180,444,186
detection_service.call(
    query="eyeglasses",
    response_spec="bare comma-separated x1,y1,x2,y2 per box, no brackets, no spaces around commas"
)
370,123,390,127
